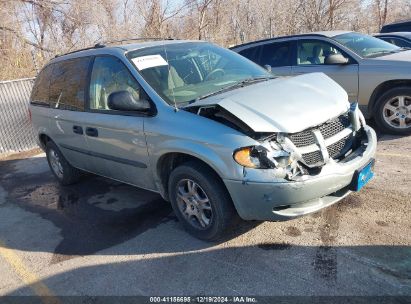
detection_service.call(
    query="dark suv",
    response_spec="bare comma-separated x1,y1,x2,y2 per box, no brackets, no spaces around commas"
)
381,20,411,33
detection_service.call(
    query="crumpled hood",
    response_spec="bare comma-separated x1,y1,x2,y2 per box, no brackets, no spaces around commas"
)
190,72,349,133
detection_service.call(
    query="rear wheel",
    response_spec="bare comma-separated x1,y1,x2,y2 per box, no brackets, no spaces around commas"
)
374,87,411,135
168,161,237,241
46,141,82,185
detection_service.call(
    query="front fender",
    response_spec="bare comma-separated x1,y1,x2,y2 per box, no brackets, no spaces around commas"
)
150,138,241,181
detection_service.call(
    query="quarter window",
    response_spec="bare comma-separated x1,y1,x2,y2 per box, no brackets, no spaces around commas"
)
48,57,90,111
89,56,141,110
30,65,53,105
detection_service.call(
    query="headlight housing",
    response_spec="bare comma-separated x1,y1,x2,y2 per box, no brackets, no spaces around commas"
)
233,145,291,169
233,147,263,168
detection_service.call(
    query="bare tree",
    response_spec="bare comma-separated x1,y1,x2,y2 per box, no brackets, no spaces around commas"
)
375,0,390,29
1,0,410,80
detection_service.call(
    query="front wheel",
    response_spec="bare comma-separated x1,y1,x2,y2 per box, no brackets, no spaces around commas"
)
374,87,411,135
168,162,237,241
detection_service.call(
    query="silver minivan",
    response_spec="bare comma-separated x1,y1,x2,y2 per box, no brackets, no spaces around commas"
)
30,40,377,240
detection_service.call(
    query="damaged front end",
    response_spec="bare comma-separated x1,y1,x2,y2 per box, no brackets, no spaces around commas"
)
232,141,304,181
187,102,369,182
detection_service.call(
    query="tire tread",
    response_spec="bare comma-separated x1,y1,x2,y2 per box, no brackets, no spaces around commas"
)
374,86,411,135
46,141,82,185
168,161,238,241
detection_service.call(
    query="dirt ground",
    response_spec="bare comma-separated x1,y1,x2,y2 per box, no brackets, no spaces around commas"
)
0,131,410,299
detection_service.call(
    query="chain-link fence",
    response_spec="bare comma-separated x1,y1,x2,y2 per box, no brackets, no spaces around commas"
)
0,78,37,154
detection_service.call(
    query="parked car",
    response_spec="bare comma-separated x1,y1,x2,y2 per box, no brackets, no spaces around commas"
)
381,20,411,33
375,32,411,48
30,40,377,240
231,31,411,135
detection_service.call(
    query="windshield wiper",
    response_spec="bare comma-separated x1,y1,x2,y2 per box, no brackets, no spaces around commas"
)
186,76,275,105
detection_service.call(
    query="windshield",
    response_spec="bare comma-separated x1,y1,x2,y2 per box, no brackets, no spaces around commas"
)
333,32,402,58
127,42,270,106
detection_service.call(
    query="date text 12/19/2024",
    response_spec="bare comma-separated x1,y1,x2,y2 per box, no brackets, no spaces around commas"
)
149,296,257,303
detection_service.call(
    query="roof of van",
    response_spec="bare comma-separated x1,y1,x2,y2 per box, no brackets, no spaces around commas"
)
114,39,202,51
50,39,205,63
309,30,352,37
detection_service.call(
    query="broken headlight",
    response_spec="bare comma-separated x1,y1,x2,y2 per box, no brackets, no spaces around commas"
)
233,145,291,169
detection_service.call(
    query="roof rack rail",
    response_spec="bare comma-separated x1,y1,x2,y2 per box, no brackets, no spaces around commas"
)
55,37,174,58
55,44,105,58
94,37,175,47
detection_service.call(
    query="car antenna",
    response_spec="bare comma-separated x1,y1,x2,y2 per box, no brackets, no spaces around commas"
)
162,39,178,112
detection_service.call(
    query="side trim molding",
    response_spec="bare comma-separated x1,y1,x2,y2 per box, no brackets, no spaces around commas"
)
60,144,147,169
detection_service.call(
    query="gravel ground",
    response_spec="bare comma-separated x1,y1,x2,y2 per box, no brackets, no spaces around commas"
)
0,132,410,299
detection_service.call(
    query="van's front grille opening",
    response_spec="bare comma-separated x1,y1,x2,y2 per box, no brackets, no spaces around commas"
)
327,134,353,159
319,113,351,139
287,113,353,168
289,130,315,147
301,150,323,166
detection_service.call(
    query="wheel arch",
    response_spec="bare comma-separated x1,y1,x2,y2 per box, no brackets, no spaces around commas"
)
38,133,52,150
156,152,230,202
368,80,411,117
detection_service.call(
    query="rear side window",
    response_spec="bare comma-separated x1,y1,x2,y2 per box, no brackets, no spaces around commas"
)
30,65,53,105
260,42,292,67
49,57,91,111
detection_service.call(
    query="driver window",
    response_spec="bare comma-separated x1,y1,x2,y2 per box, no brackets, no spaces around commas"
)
297,40,344,65
90,56,141,110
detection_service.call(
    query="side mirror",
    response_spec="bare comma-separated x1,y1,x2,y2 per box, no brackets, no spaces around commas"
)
325,54,349,65
264,64,272,72
107,91,151,112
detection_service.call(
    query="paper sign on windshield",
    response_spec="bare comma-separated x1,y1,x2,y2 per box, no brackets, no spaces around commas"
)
132,55,168,70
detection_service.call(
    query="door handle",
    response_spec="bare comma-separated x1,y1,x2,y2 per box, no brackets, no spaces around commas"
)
85,127,98,137
72,125,83,134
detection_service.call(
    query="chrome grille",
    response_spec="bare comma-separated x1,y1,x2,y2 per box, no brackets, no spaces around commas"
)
301,150,323,166
287,113,353,167
289,130,315,147
327,134,353,159
319,114,351,139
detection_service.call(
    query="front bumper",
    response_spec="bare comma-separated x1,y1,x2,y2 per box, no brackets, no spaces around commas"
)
223,126,377,221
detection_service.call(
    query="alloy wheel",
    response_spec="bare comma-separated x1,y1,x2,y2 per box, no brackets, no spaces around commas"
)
49,149,64,179
176,179,213,229
383,95,411,129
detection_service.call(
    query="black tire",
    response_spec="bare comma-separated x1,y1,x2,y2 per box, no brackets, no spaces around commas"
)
374,87,411,135
46,141,82,185
168,161,238,241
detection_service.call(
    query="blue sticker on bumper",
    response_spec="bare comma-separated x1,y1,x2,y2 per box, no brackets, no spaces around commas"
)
351,159,375,192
